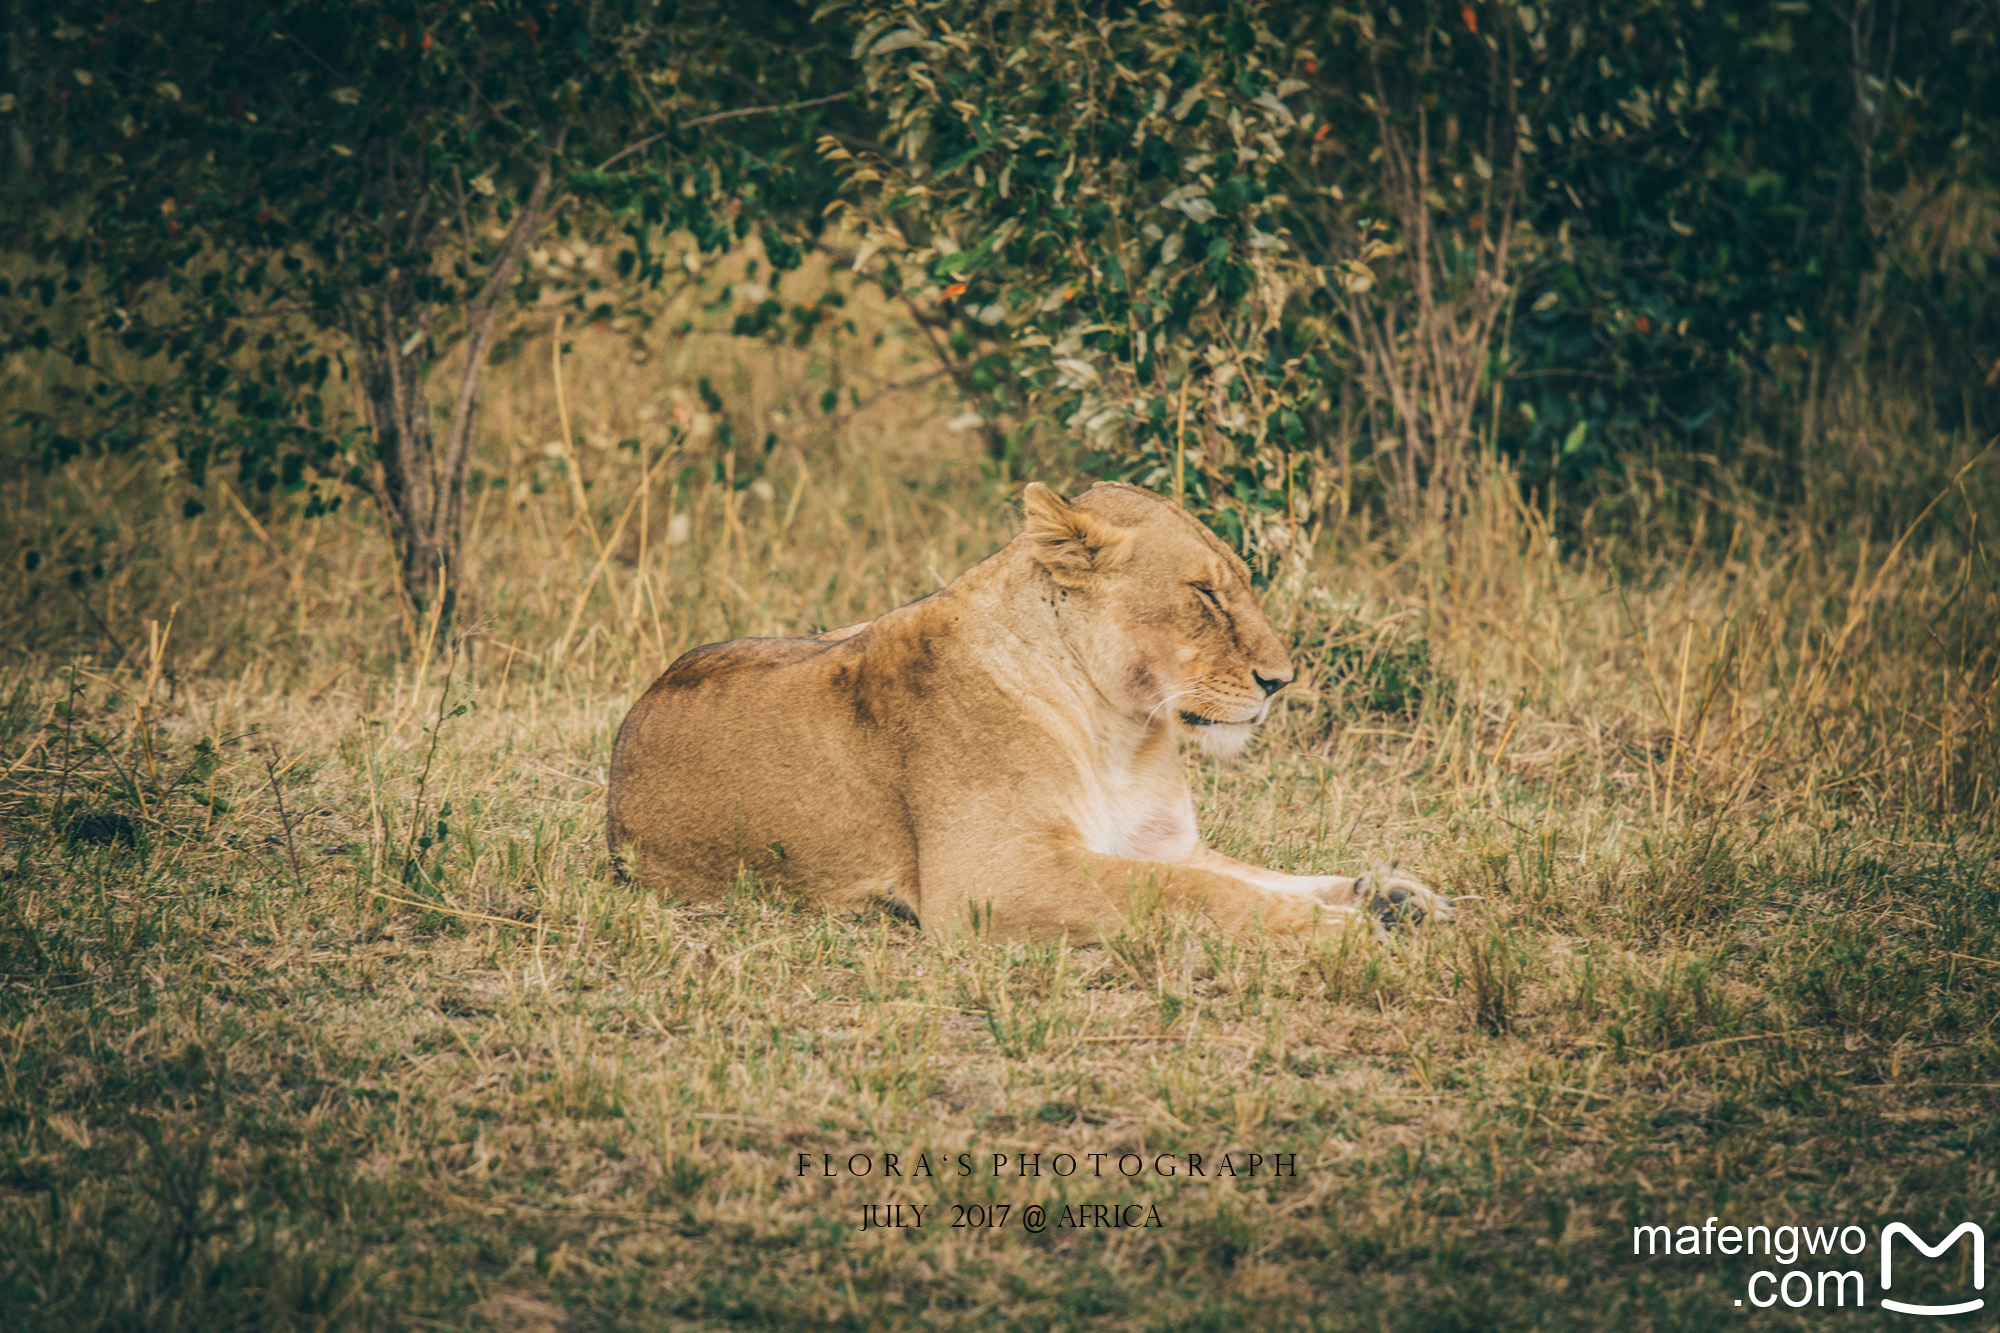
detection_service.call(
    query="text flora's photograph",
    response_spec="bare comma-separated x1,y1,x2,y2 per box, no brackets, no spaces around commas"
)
1,0,1997,1327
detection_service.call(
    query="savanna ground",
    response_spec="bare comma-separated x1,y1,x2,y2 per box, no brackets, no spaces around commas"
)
3,268,1998,1331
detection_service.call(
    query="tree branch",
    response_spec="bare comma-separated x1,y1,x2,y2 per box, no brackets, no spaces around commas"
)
588,90,854,177
431,158,556,539
897,293,1006,460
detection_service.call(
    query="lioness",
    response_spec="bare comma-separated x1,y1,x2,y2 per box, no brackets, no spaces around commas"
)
606,481,1450,941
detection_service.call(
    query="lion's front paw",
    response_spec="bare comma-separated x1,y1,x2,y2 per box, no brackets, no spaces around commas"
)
1354,864,1452,928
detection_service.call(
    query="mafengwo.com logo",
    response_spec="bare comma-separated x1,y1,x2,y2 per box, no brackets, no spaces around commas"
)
1631,1219,1986,1314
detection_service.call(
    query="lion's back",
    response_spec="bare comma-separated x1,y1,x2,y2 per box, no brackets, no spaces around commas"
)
605,633,917,900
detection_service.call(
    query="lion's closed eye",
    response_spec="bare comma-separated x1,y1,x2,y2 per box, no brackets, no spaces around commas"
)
1192,583,1222,610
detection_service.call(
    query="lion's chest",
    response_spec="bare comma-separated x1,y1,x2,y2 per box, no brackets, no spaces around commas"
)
1076,775,1199,862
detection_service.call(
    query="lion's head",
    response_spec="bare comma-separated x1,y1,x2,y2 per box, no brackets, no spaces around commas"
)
1021,482,1293,758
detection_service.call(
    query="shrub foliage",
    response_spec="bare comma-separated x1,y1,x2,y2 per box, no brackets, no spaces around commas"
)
3,0,1996,577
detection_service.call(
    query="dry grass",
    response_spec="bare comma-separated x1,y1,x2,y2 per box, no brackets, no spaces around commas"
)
1,275,1998,1329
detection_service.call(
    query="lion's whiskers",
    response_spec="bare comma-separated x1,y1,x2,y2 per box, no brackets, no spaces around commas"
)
1146,688,1196,726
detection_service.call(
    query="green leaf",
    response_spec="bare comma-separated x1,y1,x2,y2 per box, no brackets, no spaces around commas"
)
869,29,926,55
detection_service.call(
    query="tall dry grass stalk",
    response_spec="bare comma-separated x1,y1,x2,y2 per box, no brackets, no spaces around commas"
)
5,293,1995,841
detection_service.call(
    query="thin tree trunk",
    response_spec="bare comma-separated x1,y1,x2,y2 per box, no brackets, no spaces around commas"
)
345,161,555,640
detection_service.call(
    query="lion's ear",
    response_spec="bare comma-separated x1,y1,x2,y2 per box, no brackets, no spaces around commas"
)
1022,482,1131,583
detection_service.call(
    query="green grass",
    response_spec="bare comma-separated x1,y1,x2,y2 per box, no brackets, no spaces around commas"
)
2,334,1997,1327
2,626,1995,1328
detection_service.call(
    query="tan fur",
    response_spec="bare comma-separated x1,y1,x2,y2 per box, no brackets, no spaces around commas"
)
606,482,1450,941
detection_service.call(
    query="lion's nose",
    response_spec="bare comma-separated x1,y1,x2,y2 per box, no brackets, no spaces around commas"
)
1253,667,1293,697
